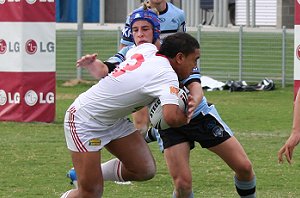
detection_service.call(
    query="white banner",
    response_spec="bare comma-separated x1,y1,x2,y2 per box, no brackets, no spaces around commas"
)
0,22,55,72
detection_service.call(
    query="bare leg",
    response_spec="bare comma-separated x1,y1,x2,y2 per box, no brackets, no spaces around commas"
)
164,142,193,198
208,136,256,197
208,137,254,180
66,151,103,198
105,131,156,181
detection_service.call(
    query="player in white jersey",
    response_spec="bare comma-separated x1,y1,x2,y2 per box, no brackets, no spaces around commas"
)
60,32,200,198
120,0,186,48
66,6,161,188
75,5,163,147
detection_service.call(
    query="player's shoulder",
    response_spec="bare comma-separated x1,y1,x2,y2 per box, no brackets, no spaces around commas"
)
126,43,158,59
166,2,185,16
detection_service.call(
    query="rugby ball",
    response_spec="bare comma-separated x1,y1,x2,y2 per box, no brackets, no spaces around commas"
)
149,88,188,130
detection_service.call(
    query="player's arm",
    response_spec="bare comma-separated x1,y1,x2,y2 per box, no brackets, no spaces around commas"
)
182,66,203,112
185,81,203,115
278,88,300,164
162,103,191,128
178,10,186,32
76,54,108,79
76,46,129,80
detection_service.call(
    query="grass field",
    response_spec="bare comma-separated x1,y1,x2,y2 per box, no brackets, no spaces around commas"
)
0,81,299,198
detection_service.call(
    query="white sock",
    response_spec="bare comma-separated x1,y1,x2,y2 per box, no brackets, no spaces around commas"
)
101,158,125,182
60,189,74,198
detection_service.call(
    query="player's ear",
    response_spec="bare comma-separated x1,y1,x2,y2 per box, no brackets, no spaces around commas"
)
175,52,184,64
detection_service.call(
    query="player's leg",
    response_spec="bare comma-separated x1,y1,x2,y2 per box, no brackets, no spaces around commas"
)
164,142,194,198
64,151,103,198
62,106,105,197
195,105,256,197
103,130,156,181
66,132,156,187
208,137,256,198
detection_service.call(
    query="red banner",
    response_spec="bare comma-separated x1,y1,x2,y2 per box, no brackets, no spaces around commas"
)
296,0,300,25
0,72,55,122
0,1,55,122
0,0,55,22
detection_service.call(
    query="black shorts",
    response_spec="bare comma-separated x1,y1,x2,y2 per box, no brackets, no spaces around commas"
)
159,113,232,149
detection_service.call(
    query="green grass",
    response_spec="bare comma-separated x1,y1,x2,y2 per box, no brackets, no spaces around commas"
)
0,82,299,197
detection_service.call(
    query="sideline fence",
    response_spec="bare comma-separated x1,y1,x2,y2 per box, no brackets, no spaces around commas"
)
56,26,294,87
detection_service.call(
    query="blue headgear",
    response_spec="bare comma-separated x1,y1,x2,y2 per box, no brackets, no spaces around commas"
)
129,8,160,44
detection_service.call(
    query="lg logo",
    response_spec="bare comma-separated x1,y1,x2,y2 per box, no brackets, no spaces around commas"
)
25,39,37,54
0,39,20,53
25,39,55,55
0,39,54,54
0,39,7,54
0,90,20,105
0,0,54,4
0,89,54,106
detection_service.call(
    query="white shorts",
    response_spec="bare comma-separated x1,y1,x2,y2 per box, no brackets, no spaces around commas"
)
64,105,136,152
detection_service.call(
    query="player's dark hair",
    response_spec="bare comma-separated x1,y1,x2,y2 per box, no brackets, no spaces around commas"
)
158,32,200,58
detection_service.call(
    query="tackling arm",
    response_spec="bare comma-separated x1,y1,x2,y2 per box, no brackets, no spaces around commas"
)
76,54,109,80
162,104,190,128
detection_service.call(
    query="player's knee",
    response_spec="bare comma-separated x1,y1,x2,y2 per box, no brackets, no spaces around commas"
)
236,159,254,180
141,161,156,180
135,160,156,181
174,176,192,194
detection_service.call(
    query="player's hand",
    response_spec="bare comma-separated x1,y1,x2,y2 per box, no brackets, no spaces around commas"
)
278,132,300,164
76,53,98,68
186,94,196,123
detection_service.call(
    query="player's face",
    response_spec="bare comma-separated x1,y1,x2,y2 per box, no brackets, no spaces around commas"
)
132,20,154,46
177,49,200,80
149,0,165,5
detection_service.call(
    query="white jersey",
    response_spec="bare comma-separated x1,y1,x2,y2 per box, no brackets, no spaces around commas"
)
71,43,180,126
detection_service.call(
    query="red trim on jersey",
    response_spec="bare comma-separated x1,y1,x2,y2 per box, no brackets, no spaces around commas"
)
68,107,88,152
155,53,167,59
117,160,123,181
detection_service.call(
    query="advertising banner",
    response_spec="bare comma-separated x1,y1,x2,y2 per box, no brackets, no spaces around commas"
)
0,0,55,122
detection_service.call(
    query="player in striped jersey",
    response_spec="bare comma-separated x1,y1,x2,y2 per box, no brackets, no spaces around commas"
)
160,65,256,198
120,0,186,48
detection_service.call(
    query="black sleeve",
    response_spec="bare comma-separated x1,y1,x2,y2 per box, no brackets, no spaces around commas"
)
103,61,117,73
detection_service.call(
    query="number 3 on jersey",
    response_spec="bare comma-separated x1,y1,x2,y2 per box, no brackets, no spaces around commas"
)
112,53,145,77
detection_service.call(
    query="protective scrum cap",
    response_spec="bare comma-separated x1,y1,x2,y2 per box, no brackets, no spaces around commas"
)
129,8,160,43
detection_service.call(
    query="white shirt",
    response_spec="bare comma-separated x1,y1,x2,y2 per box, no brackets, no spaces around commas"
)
74,43,180,125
